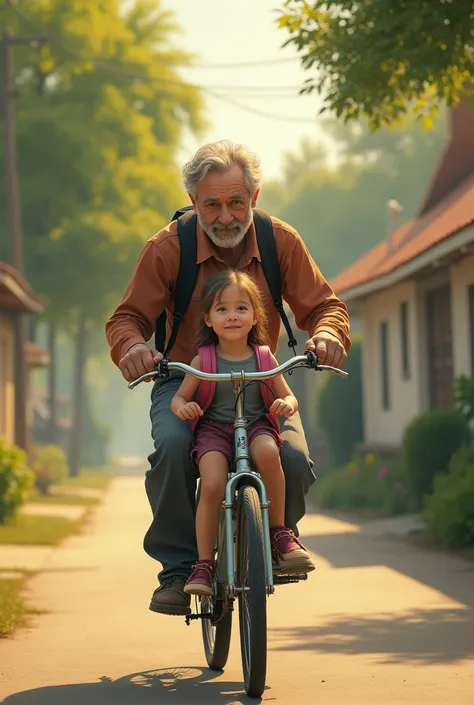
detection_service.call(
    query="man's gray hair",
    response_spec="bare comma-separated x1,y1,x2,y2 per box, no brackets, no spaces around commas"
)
182,140,262,197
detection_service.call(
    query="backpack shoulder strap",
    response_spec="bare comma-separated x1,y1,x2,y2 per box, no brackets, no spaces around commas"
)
253,343,275,406
252,344,281,434
253,344,274,372
154,209,199,356
171,205,194,221
195,344,217,412
253,209,297,352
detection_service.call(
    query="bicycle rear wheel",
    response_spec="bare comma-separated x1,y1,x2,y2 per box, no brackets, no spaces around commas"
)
202,512,232,670
236,484,267,698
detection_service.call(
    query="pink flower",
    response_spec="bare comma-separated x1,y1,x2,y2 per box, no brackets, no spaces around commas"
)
378,467,389,480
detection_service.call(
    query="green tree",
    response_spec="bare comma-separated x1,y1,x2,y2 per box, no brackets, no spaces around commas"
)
277,0,473,128
1,0,205,473
259,114,446,278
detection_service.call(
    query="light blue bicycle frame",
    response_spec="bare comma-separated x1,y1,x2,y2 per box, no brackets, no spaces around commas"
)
222,372,274,598
128,354,348,602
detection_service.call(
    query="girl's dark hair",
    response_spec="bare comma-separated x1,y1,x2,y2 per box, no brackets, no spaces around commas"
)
195,270,270,348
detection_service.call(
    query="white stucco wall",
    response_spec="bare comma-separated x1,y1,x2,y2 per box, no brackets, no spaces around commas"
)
360,252,474,448
0,314,15,445
451,253,474,376
361,281,422,446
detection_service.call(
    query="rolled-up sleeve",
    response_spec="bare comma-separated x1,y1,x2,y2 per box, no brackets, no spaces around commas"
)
105,238,174,367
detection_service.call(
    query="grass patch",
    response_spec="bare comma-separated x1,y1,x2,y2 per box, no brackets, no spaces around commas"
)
61,467,113,491
0,574,35,638
27,491,100,507
0,514,86,546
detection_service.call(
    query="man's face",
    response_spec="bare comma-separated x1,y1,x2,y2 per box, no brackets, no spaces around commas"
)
190,165,259,249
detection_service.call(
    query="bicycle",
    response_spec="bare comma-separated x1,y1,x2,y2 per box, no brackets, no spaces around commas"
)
129,350,348,698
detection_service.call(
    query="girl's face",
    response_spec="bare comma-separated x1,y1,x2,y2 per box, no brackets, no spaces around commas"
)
204,284,256,343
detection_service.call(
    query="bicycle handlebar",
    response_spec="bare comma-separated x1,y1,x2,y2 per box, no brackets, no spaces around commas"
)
127,351,348,390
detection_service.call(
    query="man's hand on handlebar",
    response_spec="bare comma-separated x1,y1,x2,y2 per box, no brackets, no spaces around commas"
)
119,343,162,383
305,331,347,368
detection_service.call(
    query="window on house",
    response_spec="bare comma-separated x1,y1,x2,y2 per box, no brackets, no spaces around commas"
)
469,284,474,376
400,301,410,379
380,321,390,410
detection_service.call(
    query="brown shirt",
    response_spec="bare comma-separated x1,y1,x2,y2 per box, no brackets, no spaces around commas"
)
105,214,351,366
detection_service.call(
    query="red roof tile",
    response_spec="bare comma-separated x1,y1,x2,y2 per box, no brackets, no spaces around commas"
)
330,175,474,295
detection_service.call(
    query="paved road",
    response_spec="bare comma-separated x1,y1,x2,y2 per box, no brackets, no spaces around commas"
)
1,475,473,704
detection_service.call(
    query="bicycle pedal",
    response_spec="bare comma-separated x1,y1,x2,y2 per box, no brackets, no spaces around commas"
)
273,573,308,584
184,612,212,626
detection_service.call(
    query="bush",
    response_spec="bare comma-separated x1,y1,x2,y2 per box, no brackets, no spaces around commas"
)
424,445,474,547
30,444,68,495
0,439,35,524
314,452,413,516
454,374,474,425
402,410,471,508
317,336,364,467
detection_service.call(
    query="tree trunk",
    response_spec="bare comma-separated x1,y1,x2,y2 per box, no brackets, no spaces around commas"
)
69,312,87,477
47,321,58,445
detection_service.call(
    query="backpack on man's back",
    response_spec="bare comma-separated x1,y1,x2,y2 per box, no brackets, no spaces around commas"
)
155,207,297,357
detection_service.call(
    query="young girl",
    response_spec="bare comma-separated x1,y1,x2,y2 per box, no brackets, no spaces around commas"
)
171,270,314,597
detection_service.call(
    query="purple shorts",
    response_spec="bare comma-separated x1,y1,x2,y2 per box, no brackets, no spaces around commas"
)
191,416,283,468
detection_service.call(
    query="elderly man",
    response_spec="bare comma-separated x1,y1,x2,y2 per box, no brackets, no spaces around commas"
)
106,140,350,616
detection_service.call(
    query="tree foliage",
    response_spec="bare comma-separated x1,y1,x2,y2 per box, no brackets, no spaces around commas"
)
1,0,205,325
277,0,474,129
259,113,446,277
0,0,206,466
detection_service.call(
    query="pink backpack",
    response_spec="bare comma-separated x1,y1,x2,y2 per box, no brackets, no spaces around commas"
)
189,343,280,434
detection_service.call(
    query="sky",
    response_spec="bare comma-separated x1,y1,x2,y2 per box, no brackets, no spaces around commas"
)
162,0,332,180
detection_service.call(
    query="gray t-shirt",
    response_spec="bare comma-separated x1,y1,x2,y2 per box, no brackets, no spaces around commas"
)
205,352,266,423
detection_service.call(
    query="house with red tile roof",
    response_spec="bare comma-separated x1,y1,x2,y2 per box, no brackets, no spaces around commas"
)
330,96,474,452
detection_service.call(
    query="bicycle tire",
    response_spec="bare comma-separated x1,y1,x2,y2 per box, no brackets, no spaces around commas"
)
201,512,232,670
236,484,267,698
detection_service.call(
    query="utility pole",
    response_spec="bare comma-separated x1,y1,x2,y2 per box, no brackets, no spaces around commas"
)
1,28,45,450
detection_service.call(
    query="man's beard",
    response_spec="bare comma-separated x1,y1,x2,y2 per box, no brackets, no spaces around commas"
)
196,206,253,249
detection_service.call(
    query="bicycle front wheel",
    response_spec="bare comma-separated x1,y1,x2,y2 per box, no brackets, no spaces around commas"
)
236,484,267,698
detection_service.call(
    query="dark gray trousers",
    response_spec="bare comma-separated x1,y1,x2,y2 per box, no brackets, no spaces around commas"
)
143,374,316,583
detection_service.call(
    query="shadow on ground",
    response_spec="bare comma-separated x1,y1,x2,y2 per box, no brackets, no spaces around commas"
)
288,511,474,665
1,667,270,705
270,607,474,665
302,512,474,609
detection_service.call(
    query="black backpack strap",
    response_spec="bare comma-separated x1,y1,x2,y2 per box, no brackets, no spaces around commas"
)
253,208,297,353
154,210,199,356
171,205,194,221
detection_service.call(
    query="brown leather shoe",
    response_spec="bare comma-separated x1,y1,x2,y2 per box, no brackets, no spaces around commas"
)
149,577,191,616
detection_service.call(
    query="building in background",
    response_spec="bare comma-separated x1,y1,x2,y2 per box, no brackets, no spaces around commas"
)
330,98,474,453
0,262,48,447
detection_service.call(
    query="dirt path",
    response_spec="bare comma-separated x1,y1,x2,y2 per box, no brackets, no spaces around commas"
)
1,475,473,704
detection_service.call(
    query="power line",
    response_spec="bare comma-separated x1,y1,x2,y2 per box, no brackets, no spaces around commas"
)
207,90,316,124
6,0,316,123
193,57,299,69
5,0,300,92
6,0,300,72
